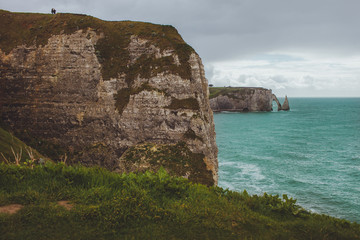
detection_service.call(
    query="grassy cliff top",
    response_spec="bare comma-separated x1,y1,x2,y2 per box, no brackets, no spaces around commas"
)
0,162,359,239
209,87,270,99
0,9,194,80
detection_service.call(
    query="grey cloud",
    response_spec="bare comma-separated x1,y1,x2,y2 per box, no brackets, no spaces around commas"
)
2,0,360,96
269,75,288,84
204,64,215,82
3,0,360,61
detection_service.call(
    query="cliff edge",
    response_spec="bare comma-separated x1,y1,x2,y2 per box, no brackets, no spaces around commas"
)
0,10,218,185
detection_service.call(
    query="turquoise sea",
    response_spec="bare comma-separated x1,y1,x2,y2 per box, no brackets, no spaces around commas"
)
214,98,360,223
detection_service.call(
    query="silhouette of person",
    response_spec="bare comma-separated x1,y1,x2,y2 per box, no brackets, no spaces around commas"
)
51,8,56,14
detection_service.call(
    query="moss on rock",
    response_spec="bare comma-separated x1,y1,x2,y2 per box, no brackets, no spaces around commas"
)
209,87,256,99
167,97,200,110
114,83,168,114
114,88,131,114
119,142,214,186
0,10,194,83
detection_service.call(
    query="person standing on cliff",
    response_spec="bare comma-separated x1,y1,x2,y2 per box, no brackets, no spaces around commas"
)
51,8,56,14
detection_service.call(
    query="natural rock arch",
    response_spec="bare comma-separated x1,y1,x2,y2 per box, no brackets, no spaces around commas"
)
272,94,290,111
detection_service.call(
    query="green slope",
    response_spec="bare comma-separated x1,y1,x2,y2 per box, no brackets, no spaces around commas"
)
209,87,268,99
0,163,359,239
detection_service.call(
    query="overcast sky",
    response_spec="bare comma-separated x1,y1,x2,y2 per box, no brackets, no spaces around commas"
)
1,0,360,97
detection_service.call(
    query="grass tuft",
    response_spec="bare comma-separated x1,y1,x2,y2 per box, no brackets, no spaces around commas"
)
0,127,46,164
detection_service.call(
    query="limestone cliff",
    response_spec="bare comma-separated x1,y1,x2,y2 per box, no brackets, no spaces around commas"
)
209,87,289,112
0,10,218,185
209,87,273,112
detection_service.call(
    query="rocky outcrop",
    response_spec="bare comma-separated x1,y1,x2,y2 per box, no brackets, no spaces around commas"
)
209,87,273,112
272,94,282,110
0,10,218,185
209,87,289,112
272,94,290,111
281,95,290,111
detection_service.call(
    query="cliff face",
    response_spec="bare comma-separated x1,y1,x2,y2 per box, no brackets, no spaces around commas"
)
209,87,273,112
0,10,218,185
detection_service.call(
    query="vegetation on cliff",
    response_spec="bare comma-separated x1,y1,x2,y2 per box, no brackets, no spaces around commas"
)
114,83,169,114
0,10,209,178
0,9,193,80
0,162,359,240
119,142,212,186
167,97,200,110
209,87,260,99
0,10,197,115
0,127,45,164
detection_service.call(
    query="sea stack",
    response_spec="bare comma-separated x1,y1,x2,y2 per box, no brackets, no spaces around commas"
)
281,95,290,111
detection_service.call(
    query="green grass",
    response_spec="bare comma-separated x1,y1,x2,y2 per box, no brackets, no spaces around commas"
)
120,142,213,186
0,127,45,164
0,163,359,239
209,87,258,99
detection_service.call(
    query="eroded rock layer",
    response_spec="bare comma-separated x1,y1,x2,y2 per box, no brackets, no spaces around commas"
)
209,87,290,112
209,87,274,112
0,10,218,185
